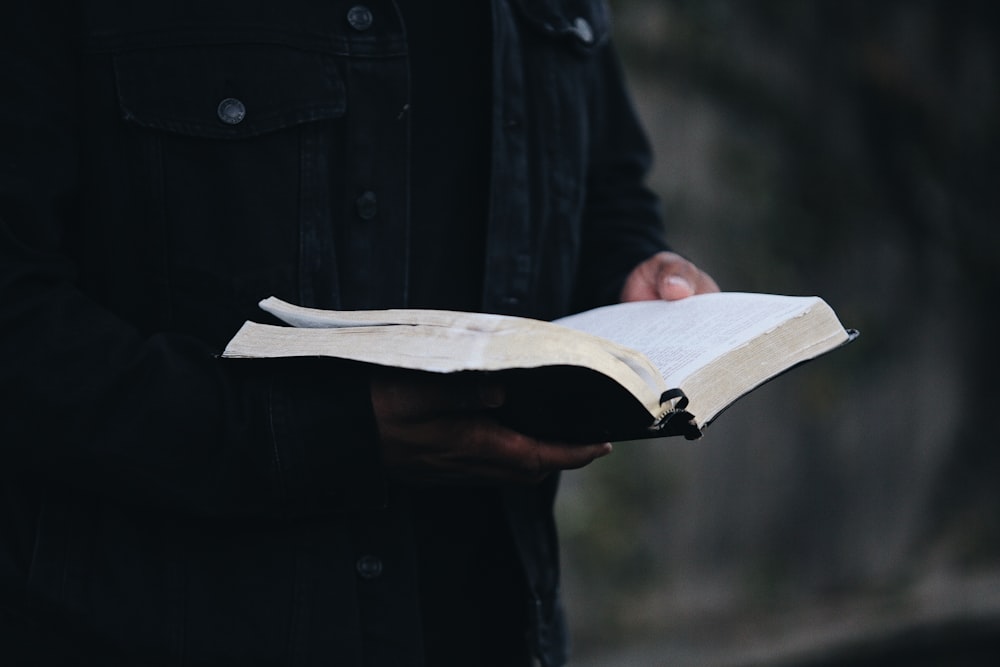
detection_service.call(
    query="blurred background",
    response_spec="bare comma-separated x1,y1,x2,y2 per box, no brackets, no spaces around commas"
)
557,1,1000,664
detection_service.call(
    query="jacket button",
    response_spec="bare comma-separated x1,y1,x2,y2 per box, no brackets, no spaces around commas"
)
217,98,246,125
347,5,374,31
356,555,383,580
572,17,594,44
356,190,378,220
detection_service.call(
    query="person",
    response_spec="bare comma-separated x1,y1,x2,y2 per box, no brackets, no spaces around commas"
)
0,1,718,665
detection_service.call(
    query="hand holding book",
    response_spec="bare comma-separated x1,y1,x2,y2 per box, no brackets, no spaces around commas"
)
370,370,613,485
224,292,857,442
619,250,721,302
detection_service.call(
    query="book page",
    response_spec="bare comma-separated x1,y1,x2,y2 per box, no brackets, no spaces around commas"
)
225,310,668,418
259,296,524,333
225,292,850,436
224,319,659,400
554,293,824,386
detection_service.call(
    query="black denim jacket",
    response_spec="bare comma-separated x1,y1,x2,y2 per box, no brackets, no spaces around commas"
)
0,1,666,665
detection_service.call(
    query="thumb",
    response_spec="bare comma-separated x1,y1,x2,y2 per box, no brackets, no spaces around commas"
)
659,274,695,300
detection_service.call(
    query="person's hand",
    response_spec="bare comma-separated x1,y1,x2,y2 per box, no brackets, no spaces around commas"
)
370,371,612,485
620,251,720,302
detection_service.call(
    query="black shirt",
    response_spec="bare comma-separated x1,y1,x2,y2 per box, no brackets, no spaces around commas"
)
401,1,491,312
395,3,530,664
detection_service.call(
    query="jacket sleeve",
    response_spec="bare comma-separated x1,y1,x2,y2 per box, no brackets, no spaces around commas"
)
0,4,386,518
573,43,671,311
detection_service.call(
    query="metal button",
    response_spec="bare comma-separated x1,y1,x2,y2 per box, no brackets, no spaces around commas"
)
572,17,594,44
356,555,383,580
347,5,374,31
356,190,377,220
217,98,246,125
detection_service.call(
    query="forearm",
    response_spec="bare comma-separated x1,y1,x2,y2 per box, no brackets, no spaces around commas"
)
0,261,385,517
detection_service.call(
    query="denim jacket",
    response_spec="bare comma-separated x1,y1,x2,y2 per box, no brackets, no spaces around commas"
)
0,1,666,665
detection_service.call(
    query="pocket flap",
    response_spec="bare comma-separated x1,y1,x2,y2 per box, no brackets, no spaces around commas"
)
114,44,346,139
511,0,612,52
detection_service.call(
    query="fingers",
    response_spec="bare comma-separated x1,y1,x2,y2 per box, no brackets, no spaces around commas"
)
482,424,610,475
369,349,614,487
469,429,613,485
651,252,720,300
659,274,696,300
621,251,720,302
380,412,613,486
657,264,720,300
535,439,613,474
620,258,662,302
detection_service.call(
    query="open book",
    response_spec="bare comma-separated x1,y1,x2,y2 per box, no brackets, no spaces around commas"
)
223,293,857,441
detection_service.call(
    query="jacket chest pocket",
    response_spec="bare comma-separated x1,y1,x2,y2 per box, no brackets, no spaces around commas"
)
109,42,348,330
115,43,347,139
